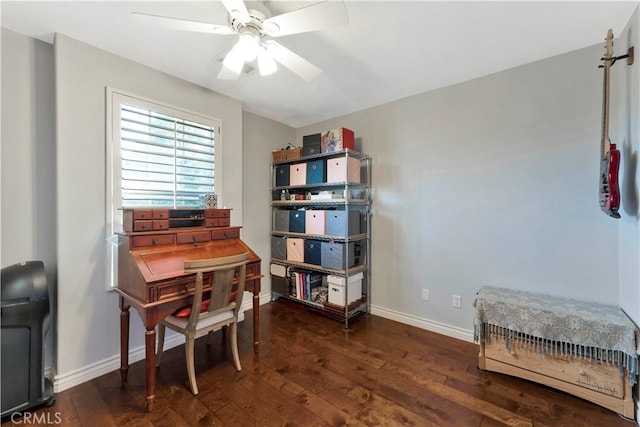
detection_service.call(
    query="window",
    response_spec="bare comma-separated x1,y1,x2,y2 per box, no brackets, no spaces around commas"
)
106,89,222,287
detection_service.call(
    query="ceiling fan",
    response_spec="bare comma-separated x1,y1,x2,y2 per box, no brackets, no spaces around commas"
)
133,0,348,81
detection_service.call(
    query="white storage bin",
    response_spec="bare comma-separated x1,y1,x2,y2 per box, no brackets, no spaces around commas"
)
327,273,363,307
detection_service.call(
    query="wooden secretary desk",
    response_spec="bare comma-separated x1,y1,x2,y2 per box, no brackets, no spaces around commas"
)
115,208,262,411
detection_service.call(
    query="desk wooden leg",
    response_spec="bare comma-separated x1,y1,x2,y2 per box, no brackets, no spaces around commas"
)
119,297,130,382
145,327,156,412
253,291,260,353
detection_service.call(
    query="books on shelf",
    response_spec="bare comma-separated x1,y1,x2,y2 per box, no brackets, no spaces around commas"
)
290,271,327,304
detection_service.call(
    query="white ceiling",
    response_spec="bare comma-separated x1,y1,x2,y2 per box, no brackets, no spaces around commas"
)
2,1,638,127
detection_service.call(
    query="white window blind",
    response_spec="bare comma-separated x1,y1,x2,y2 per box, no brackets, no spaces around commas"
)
120,104,216,207
106,89,222,289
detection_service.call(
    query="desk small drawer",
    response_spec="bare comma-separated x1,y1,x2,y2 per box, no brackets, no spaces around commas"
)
152,210,169,219
176,231,211,244
206,218,220,227
131,234,175,248
206,209,231,218
156,278,193,301
133,210,152,220
133,220,153,232
152,220,169,230
211,228,240,240
206,218,230,227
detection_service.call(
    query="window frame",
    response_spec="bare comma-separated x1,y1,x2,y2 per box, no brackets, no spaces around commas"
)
105,88,223,289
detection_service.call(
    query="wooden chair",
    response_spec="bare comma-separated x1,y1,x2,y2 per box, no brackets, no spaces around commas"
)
156,252,249,395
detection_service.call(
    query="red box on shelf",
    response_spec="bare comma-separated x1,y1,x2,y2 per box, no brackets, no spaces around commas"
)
321,128,354,153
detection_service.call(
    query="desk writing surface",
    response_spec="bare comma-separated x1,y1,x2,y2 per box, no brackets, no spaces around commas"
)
131,239,259,284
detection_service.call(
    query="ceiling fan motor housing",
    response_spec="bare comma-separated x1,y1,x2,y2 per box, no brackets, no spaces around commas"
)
229,8,275,37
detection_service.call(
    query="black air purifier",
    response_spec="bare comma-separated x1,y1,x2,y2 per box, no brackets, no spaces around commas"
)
1,261,54,417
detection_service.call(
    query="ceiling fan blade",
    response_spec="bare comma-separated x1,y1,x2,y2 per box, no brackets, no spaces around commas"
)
220,0,251,24
132,12,235,35
265,41,321,81
263,1,348,37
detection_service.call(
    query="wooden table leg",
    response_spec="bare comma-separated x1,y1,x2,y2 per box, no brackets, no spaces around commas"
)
119,297,130,382
145,327,156,412
253,289,260,353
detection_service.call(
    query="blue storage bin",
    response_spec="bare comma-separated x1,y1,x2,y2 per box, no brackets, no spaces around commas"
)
326,210,361,236
321,242,355,270
275,165,289,187
304,240,322,265
289,211,306,233
305,159,326,184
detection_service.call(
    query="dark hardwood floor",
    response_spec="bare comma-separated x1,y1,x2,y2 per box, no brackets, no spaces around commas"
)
5,300,636,426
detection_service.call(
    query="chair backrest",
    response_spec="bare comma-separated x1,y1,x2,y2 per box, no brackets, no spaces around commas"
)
183,252,250,331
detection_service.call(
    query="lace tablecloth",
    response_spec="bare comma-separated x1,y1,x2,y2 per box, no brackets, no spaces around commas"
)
474,286,640,384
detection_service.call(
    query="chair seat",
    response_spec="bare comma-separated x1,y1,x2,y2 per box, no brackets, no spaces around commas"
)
163,309,234,331
172,291,238,318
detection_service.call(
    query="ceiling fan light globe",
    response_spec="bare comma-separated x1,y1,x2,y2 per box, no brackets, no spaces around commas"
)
237,33,260,62
222,48,244,74
258,49,278,76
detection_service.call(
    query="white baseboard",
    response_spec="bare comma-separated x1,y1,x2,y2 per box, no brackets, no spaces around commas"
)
369,304,475,343
53,296,269,393
53,333,184,393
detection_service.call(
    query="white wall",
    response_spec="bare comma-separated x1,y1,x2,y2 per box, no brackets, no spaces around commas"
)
1,28,57,367
296,43,623,334
616,6,640,328
242,112,295,297
53,33,244,388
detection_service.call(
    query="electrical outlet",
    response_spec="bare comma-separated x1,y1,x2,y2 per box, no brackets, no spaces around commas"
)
421,289,430,301
453,294,462,308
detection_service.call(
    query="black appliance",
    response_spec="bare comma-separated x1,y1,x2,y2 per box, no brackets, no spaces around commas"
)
1,261,54,417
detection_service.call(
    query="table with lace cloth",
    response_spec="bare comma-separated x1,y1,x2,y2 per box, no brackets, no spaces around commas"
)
474,286,640,385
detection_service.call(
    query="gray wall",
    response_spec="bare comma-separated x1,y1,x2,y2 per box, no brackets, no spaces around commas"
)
242,111,295,295
296,42,627,334
1,28,57,367
53,33,244,388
